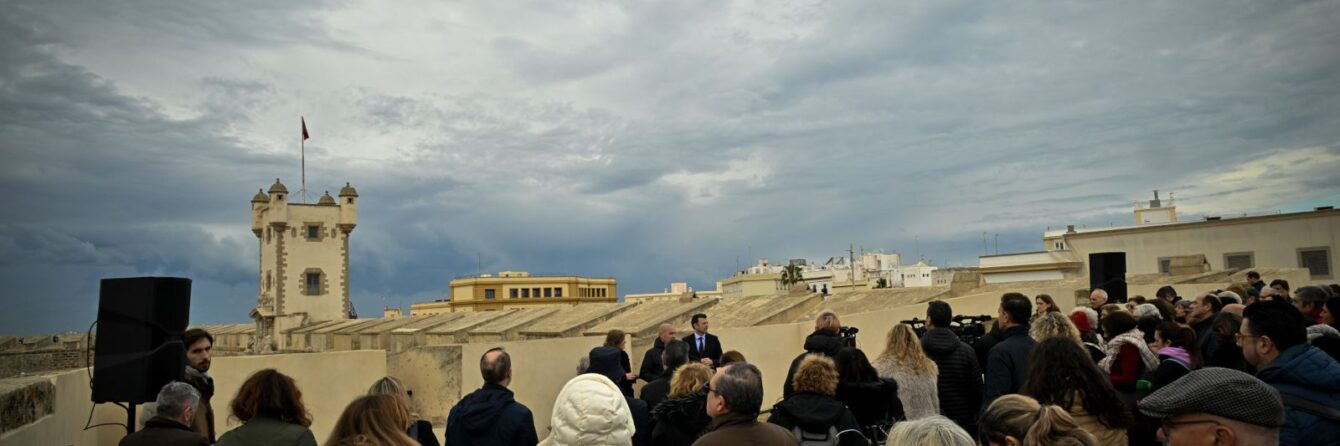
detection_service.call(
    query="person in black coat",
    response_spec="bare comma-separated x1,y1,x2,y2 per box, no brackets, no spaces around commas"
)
650,363,714,446
589,346,653,446
982,294,1036,410
640,324,677,382
920,300,982,434
641,339,689,411
833,347,903,439
784,309,846,400
682,313,723,366
768,354,864,446
120,382,210,446
445,348,539,446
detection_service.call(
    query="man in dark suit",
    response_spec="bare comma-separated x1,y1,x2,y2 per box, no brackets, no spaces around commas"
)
683,313,723,366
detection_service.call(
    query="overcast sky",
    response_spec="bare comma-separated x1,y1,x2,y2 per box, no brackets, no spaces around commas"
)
2,1,1338,335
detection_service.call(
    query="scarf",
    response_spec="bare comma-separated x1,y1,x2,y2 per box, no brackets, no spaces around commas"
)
1097,329,1159,373
1158,346,1192,369
186,365,214,396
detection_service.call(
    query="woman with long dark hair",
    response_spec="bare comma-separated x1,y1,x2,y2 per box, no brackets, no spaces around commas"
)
1021,337,1133,446
216,369,316,446
833,347,903,438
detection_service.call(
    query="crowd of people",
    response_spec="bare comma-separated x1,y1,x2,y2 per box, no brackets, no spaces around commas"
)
120,274,1340,446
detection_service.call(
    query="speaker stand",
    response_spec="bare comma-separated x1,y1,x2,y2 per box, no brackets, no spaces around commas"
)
125,403,136,434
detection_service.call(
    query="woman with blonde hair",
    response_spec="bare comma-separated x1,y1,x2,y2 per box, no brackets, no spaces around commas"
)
980,394,1098,446
1029,311,1081,343
872,324,940,419
367,377,438,446
325,394,418,446
650,363,713,446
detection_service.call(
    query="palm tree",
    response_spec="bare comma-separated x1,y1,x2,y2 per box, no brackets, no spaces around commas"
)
781,264,805,287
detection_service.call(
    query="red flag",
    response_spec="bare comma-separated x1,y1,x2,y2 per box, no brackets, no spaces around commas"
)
302,117,310,141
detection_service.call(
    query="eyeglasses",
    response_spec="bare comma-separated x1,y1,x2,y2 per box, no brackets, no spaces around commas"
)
1160,418,1221,434
702,381,715,395
1235,333,1261,342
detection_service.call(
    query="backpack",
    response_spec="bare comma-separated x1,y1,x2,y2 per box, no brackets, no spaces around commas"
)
791,425,840,446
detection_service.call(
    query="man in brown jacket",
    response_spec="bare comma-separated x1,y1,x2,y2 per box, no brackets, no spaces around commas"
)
693,363,799,446
181,328,216,442
119,382,210,446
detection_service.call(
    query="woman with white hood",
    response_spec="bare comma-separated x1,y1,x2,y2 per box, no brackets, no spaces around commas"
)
540,370,637,446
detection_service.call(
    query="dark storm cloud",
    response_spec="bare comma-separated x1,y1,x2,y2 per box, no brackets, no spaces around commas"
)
2,0,1339,334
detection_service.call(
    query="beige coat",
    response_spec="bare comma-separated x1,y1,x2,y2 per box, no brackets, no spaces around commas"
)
1068,399,1127,446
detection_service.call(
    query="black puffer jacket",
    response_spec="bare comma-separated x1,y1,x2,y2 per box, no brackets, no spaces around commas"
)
783,331,845,399
835,378,903,428
921,327,982,433
767,392,863,446
982,326,1035,411
650,391,711,446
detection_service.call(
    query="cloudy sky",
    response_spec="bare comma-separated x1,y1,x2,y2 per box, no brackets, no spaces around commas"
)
2,1,1338,335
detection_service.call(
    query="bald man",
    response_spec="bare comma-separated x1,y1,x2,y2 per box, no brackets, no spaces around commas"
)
1090,288,1109,311
639,323,676,382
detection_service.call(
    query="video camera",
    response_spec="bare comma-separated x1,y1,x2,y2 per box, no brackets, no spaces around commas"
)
898,314,994,346
839,326,859,348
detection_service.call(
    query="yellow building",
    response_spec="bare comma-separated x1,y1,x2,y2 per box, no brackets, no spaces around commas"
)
249,179,359,351
410,271,617,314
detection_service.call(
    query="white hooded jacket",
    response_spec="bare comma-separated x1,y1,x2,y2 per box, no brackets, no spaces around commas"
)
539,373,635,446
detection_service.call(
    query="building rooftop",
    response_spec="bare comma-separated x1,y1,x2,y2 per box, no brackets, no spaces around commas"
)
424,310,518,335
1042,207,1337,238
468,308,560,336
709,293,825,328
795,287,949,322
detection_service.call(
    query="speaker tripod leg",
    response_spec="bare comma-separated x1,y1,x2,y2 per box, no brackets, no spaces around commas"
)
126,403,136,434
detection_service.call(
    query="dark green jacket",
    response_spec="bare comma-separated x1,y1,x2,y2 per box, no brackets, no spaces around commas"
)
215,416,317,446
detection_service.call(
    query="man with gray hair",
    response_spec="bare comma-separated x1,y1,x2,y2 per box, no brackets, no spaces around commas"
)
695,363,798,446
119,382,209,446
1139,367,1284,446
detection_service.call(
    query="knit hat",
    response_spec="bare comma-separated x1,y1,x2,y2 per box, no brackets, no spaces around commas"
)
1139,367,1285,428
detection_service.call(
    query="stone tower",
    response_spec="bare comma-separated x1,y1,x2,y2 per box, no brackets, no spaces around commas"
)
249,179,359,352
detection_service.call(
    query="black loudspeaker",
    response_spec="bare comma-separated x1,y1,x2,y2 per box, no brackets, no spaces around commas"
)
1089,252,1128,303
93,277,192,404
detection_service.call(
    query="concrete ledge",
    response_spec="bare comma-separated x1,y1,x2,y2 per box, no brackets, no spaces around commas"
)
0,377,55,435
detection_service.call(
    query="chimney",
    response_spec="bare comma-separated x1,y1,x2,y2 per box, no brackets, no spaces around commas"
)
1066,225,1076,234
1150,190,1161,208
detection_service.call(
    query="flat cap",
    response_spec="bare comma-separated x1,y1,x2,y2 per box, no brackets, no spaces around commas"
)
1139,367,1284,428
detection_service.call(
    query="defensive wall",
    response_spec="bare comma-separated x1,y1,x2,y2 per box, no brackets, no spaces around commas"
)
0,268,1313,445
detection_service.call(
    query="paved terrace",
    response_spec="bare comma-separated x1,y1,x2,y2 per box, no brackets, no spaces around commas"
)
466,308,559,343
518,303,632,339
423,310,518,344
386,313,467,352
794,287,950,322
584,299,718,338
708,293,825,328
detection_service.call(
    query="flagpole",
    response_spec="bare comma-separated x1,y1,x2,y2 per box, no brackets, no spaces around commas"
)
301,118,307,203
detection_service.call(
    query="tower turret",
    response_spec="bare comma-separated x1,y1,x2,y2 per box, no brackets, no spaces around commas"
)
338,182,358,233
250,189,268,236
268,178,289,226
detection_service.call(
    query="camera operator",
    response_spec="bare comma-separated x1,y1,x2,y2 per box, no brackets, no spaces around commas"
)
783,309,845,399
921,300,983,435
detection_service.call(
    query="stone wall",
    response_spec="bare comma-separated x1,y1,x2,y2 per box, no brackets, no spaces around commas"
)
0,377,55,436
0,349,88,379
